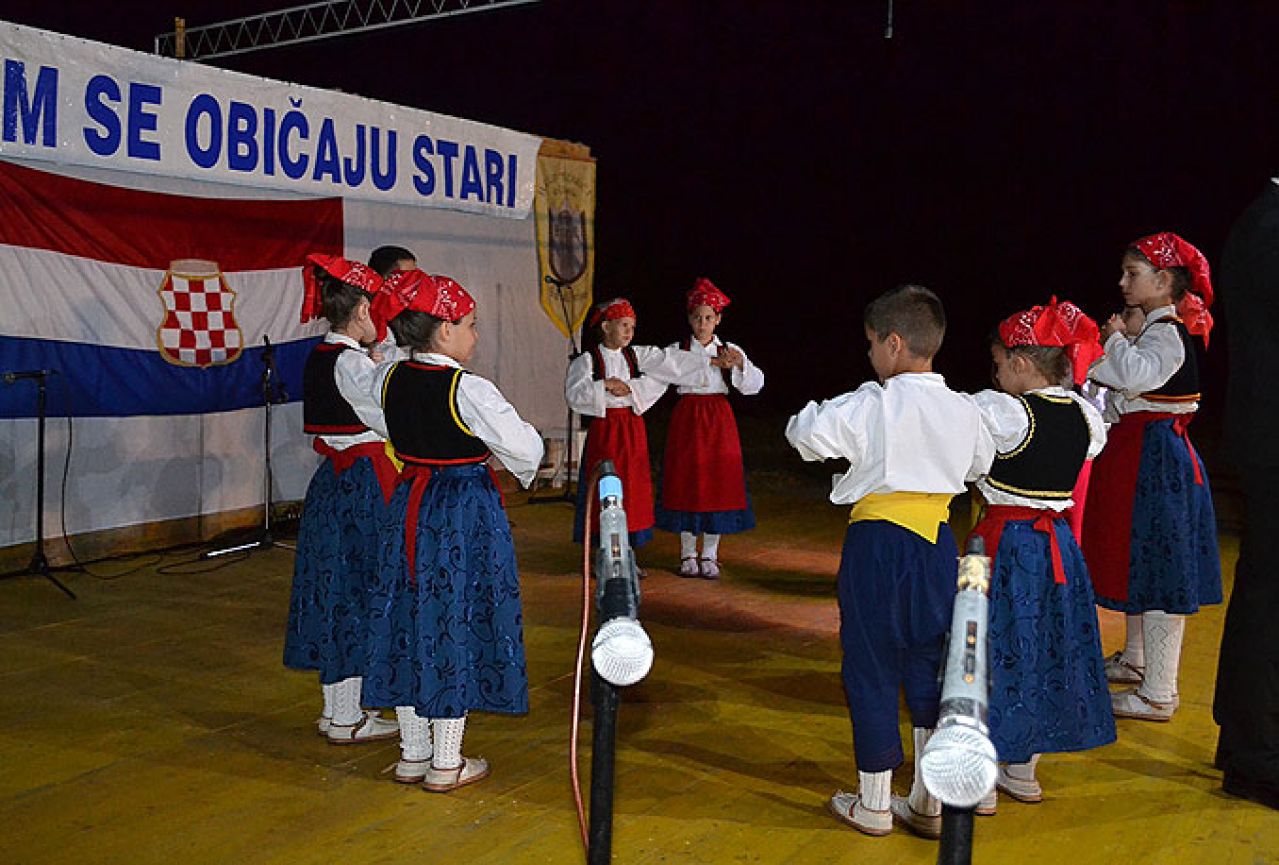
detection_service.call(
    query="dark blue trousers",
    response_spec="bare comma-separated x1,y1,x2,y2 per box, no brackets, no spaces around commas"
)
837,520,957,772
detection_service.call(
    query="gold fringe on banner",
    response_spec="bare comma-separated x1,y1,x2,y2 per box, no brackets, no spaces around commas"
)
534,141,596,339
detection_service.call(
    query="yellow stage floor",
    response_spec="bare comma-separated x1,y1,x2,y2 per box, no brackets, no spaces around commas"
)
1,478,1273,864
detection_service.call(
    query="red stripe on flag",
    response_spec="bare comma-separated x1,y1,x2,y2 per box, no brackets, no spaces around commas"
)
0,159,342,270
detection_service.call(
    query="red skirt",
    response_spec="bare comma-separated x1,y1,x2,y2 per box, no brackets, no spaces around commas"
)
660,394,747,512
581,407,654,534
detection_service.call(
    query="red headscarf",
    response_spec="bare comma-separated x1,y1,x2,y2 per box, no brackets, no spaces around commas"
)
686,277,731,313
369,269,476,343
300,254,383,324
1130,232,1214,346
998,296,1104,386
588,298,637,328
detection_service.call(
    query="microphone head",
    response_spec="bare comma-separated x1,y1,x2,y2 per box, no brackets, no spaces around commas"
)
920,723,998,808
591,617,653,686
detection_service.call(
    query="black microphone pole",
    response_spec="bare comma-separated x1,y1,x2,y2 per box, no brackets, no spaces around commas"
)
586,460,651,865
588,669,620,865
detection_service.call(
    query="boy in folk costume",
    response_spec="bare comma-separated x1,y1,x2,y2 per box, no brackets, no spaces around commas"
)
969,298,1115,814
283,255,400,744
655,278,764,579
566,298,715,550
1083,232,1223,722
785,284,994,838
364,269,544,791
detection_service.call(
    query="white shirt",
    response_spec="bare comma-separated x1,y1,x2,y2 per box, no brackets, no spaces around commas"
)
319,332,386,449
785,372,995,504
667,336,765,396
1089,304,1196,415
369,351,544,488
565,344,713,417
972,386,1107,511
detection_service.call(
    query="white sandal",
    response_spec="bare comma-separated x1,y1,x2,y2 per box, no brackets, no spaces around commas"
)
678,557,700,577
828,790,891,836
421,756,491,792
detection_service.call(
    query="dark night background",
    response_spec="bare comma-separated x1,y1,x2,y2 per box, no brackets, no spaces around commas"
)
4,0,1277,425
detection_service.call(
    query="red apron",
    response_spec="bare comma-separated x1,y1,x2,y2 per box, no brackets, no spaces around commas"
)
660,394,747,512
583,407,654,534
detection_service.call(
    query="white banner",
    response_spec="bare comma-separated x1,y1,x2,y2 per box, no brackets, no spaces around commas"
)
0,21,541,218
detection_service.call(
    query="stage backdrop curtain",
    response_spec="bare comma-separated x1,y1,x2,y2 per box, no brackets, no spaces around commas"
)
0,159,563,548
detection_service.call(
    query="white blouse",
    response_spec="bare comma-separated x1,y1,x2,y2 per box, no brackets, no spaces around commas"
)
565,344,712,417
972,386,1107,511
368,351,544,488
1089,305,1196,415
667,335,765,396
785,372,995,505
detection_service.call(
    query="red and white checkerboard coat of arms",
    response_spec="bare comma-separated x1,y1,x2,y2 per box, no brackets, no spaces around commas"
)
156,259,244,367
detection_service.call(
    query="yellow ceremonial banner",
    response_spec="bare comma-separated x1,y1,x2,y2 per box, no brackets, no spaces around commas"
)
534,143,596,339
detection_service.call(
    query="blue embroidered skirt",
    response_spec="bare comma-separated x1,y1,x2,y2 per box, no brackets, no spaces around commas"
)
283,456,385,684
981,517,1116,763
363,464,529,717
1093,418,1222,614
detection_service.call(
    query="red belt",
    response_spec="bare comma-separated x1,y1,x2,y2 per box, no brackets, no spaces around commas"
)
312,439,400,503
398,461,504,584
1128,411,1202,485
972,505,1069,584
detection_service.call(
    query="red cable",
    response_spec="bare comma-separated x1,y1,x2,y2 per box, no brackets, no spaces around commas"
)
569,464,602,853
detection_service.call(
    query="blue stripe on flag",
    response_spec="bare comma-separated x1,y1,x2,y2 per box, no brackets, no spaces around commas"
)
0,336,322,418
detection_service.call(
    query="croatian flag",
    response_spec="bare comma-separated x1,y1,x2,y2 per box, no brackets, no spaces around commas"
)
0,159,340,418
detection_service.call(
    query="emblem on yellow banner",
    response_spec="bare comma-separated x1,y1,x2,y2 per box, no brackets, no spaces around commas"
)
535,143,596,339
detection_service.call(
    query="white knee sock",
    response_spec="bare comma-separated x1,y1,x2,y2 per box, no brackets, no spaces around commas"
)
431,716,468,769
701,533,721,561
908,727,940,816
1139,611,1185,704
395,706,432,762
859,769,892,811
680,532,698,559
321,682,337,719
1124,614,1146,668
331,676,364,726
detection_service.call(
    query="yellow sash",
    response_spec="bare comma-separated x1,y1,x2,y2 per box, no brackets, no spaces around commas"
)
850,492,954,543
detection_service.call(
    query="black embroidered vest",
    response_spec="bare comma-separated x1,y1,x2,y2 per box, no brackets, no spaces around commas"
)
302,342,369,435
1141,317,1201,404
381,362,490,466
985,392,1090,501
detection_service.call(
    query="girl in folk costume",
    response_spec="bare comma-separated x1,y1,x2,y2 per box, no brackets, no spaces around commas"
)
566,297,713,550
655,278,764,579
284,255,400,745
1083,232,1223,722
363,269,544,791
969,298,1115,813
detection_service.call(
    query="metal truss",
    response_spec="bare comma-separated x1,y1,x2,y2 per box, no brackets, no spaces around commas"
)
154,0,538,60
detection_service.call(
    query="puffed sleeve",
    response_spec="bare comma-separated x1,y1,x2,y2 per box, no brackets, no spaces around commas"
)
726,341,765,396
456,374,544,488
335,348,388,437
565,351,606,418
971,389,1031,454
784,385,875,466
1071,392,1108,459
1089,326,1184,393
629,345,712,414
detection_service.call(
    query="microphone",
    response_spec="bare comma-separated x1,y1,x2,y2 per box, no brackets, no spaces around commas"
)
590,461,654,687
3,369,53,384
920,536,998,809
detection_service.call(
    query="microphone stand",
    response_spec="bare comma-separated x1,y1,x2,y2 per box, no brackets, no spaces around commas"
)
529,275,582,505
1,371,80,598
587,669,620,865
205,336,295,558
937,805,976,865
